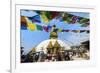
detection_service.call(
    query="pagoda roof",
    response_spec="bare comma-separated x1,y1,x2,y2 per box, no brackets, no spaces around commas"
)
31,48,36,52
53,40,61,48
47,41,53,49
28,48,36,55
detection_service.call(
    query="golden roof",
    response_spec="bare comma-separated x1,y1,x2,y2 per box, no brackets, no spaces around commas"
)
31,48,36,52
54,41,61,48
29,48,36,55
47,41,53,49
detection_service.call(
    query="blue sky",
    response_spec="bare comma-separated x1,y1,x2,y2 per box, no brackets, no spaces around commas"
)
21,10,90,54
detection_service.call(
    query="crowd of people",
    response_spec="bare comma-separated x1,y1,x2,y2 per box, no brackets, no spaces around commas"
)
22,51,72,63
21,48,89,63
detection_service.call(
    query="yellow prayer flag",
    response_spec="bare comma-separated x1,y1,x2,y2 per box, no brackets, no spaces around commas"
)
41,12,49,22
27,22,36,31
58,28,62,32
25,17,36,31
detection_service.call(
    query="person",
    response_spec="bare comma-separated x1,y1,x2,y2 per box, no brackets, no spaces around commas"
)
57,53,62,61
38,51,44,62
35,53,39,62
47,53,52,61
69,52,73,60
52,54,56,61
64,52,70,61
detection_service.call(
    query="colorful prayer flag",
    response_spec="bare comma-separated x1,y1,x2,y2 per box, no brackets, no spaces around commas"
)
63,13,73,24
58,28,62,32
21,16,27,24
79,18,89,24
21,16,27,30
45,11,52,20
77,17,83,23
81,21,90,27
21,24,27,30
41,11,49,22
47,25,52,32
26,17,36,31
51,12,59,19
55,13,64,22
43,26,48,32
32,15,41,23
71,16,78,24
36,25,43,31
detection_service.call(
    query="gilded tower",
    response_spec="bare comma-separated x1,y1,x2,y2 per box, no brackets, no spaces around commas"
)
50,25,58,39
47,25,61,54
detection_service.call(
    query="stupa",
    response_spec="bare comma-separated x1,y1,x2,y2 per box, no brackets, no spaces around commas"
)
35,25,71,54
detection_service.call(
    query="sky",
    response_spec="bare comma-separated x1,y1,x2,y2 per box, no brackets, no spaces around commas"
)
20,10,90,54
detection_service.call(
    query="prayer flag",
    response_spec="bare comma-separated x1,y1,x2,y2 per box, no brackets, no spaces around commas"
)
43,26,48,32
21,16,27,24
36,25,43,31
27,19,36,31
71,16,78,24
80,18,89,24
21,16,27,30
41,11,49,22
21,24,27,30
32,15,41,23
58,28,62,32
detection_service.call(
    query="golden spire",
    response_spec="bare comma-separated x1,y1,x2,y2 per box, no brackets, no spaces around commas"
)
50,25,58,39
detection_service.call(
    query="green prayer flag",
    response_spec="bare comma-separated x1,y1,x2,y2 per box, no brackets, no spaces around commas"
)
80,18,89,24
36,25,43,31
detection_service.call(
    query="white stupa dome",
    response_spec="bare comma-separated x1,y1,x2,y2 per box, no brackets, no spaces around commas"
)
35,39,71,54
